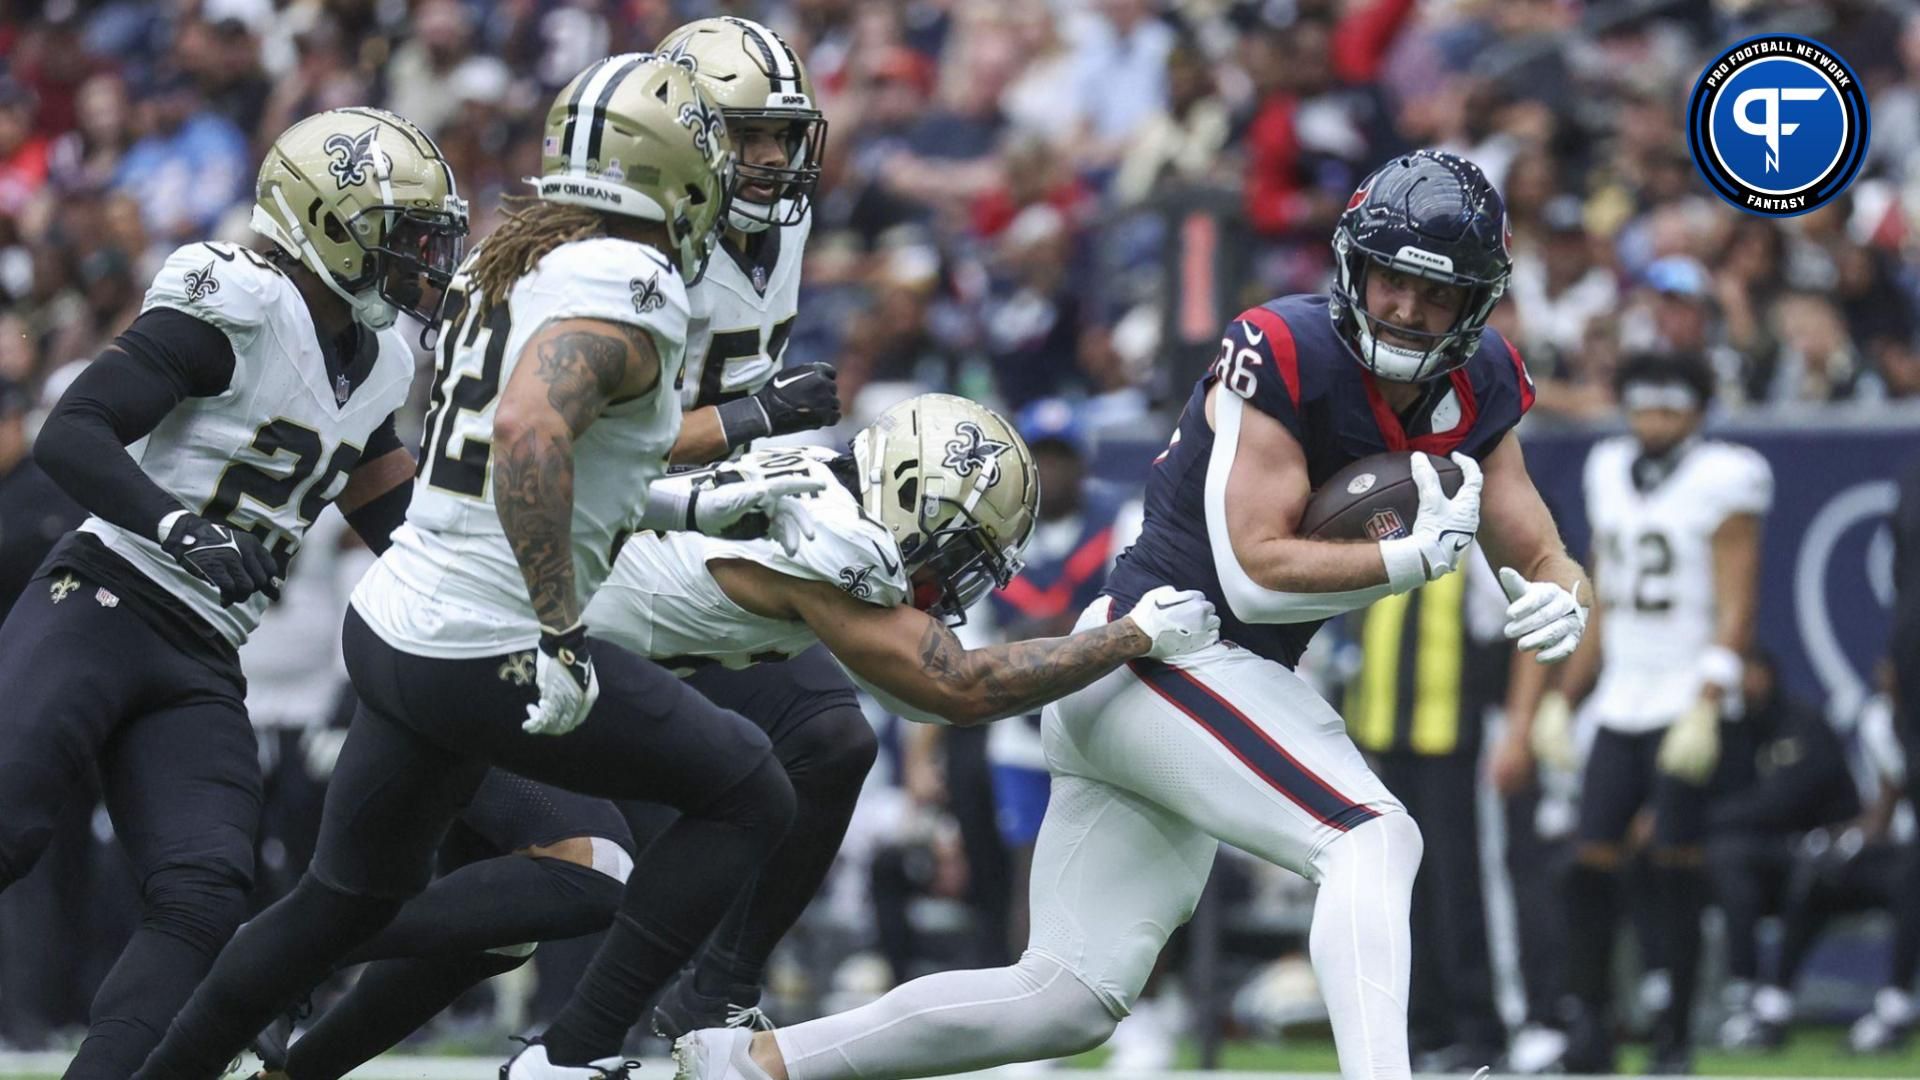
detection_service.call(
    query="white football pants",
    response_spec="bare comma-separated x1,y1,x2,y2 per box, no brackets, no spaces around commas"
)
775,599,1420,1080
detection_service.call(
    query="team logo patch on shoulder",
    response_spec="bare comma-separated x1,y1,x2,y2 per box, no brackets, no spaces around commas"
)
630,274,665,314
838,565,877,599
49,573,79,603
942,422,1012,484
182,261,220,302
1686,34,1868,217
324,125,386,190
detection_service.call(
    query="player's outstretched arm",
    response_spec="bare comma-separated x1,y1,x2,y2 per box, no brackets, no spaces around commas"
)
1477,432,1591,665
493,316,661,631
716,561,1216,725
1207,387,1480,624
669,363,841,465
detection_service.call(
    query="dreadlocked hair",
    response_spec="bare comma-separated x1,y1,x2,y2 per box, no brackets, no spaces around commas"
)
468,196,607,312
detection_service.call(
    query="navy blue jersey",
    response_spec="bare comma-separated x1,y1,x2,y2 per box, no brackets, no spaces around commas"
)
989,483,1128,630
1106,294,1534,667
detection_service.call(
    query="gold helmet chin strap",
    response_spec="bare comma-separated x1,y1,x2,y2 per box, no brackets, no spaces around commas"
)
259,185,398,330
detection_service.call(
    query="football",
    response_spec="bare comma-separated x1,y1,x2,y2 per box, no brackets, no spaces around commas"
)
1298,451,1465,542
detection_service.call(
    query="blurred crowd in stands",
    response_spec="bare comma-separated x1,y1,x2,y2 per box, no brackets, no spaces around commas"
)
6,0,1920,1070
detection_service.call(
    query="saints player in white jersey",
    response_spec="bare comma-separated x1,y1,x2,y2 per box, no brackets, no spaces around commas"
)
627,16,876,1037
0,108,466,1080
130,60,818,1080
223,395,1218,1080
1516,351,1771,1073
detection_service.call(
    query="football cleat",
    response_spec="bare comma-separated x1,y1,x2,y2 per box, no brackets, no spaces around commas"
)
501,1040,640,1080
653,975,773,1041
672,1027,775,1080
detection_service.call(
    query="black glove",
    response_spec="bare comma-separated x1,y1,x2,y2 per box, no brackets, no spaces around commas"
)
715,363,841,448
159,510,282,606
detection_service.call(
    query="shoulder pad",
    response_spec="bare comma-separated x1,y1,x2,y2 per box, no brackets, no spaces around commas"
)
522,237,690,334
1217,303,1307,435
143,242,287,333
1695,441,1774,517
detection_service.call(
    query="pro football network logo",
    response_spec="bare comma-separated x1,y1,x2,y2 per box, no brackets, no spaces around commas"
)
1686,34,1868,217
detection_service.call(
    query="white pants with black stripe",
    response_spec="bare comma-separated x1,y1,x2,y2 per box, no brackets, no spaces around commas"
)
773,598,1421,1080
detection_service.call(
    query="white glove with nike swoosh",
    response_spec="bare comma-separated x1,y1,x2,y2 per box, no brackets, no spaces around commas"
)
1380,452,1483,593
1127,586,1222,660
1498,566,1588,663
641,466,825,556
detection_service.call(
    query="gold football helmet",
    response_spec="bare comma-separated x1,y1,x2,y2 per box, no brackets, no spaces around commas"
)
252,107,468,329
852,394,1039,623
655,16,826,232
537,54,735,282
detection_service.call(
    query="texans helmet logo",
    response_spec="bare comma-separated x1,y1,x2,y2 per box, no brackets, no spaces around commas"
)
324,126,385,189
942,421,1013,484
1346,184,1371,212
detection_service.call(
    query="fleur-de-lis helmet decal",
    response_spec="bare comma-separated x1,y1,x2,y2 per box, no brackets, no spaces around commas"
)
251,107,469,333
322,125,387,190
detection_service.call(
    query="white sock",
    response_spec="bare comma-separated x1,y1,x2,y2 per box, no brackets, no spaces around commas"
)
773,951,1118,1080
1307,812,1422,1080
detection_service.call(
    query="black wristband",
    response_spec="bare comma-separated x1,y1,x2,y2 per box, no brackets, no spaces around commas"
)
715,396,772,450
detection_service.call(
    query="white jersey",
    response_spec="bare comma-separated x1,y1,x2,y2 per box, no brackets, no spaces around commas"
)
354,237,690,658
77,242,414,647
585,446,908,673
1583,436,1773,731
678,212,810,414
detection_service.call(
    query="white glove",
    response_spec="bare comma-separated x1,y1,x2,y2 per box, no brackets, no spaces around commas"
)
1657,697,1721,785
1127,586,1222,660
643,468,825,556
1498,567,1589,663
522,622,600,736
1529,689,1577,773
1380,452,1483,593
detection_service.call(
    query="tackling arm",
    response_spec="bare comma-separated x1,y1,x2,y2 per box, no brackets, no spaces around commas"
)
782,572,1150,726
493,317,661,631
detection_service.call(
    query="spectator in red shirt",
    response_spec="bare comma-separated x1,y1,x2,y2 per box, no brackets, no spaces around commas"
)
0,79,49,220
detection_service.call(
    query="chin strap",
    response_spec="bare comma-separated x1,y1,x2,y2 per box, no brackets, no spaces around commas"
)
257,188,398,330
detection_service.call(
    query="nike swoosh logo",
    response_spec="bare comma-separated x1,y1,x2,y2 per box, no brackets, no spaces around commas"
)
772,370,809,389
1243,324,1265,346
868,539,900,576
1155,598,1182,610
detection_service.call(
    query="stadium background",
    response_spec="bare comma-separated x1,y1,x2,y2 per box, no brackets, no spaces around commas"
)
3,0,1920,1075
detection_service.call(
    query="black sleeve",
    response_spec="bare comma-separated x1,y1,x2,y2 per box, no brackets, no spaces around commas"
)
343,413,413,555
32,310,238,538
344,484,411,555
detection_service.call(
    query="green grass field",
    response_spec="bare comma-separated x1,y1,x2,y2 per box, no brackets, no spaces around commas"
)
8,1028,1919,1080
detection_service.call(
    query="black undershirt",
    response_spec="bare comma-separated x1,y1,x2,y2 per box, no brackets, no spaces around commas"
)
32,306,402,668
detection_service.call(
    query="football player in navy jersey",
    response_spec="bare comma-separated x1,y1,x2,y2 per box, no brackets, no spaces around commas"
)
672,150,1593,1080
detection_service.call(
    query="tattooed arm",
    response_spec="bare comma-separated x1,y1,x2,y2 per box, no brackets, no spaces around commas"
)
706,560,1152,725
493,317,661,629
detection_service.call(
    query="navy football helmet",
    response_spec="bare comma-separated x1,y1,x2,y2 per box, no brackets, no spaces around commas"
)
1329,150,1511,382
